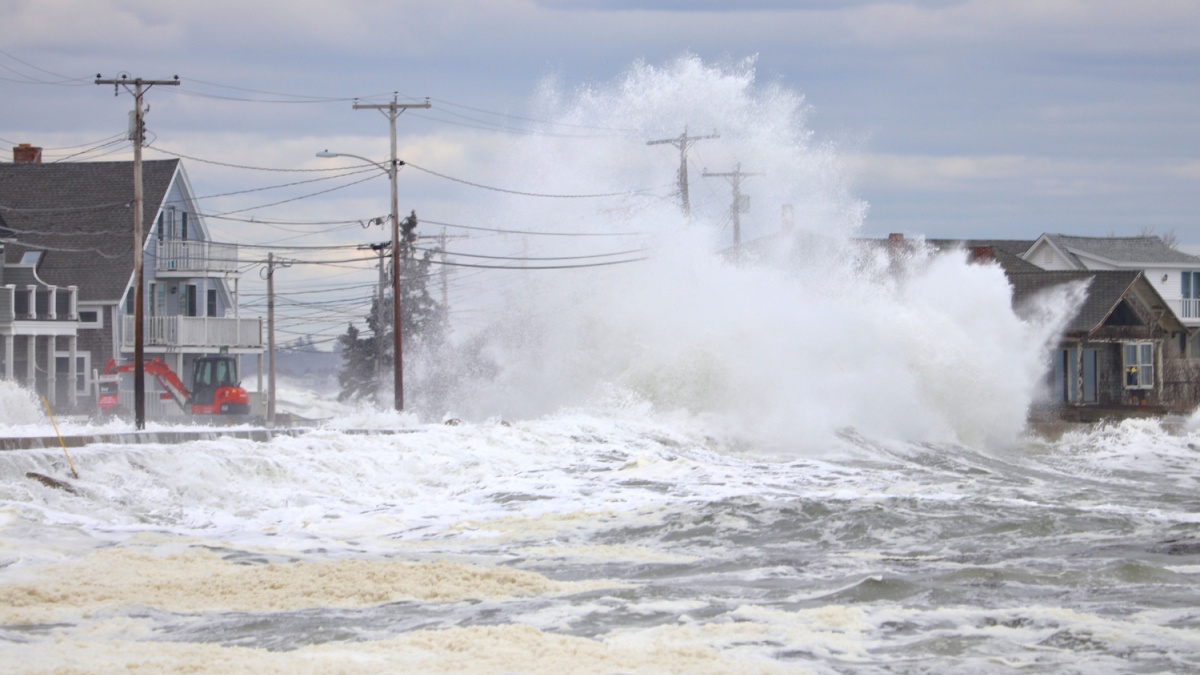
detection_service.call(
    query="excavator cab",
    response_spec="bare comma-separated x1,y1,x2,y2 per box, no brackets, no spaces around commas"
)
189,355,248,414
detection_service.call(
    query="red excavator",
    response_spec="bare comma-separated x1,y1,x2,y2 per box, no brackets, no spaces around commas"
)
101,355,250,416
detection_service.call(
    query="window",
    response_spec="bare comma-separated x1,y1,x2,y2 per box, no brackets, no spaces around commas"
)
207,289,218,317
78,309,102,329
1182,271,1200,319
54,353,91,395
1124,341,1155,389
186,285,197,317
181,211,188,240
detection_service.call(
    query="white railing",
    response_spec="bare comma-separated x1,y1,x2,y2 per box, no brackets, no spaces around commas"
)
154,240,240,274
0,284,76,322
1180,298,1200,321
0,285,12,322
122,315,263,349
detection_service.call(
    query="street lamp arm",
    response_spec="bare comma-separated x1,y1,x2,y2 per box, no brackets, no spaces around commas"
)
315,150,392,171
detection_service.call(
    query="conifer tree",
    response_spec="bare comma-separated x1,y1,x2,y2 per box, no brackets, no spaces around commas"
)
337,211,445,402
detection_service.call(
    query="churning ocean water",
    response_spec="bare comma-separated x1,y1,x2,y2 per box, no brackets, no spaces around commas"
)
1,389,1200,674
3,56,1199,673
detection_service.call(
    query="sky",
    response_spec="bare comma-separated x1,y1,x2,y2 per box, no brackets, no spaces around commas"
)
2,0,1198,346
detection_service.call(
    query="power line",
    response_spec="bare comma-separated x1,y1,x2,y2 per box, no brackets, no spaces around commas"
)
428,256,647,271
147,145,376,173
405,162,663,199
415,245,648,262
422,217,642,238
208,172,382,217
187,166,380,201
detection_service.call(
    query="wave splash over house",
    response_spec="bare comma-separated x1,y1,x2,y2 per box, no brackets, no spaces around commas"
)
428,55,1073,449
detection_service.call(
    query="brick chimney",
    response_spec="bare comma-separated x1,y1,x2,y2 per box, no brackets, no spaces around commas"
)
13,143,42,163
970,245,995,263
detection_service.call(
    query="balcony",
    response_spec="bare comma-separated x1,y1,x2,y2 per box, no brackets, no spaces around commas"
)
122,315,262,351
154,240,240,275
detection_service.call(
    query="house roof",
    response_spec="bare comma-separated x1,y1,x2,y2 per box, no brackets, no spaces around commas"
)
1040,234,1200,267
925,239,1041,275
1006,269,1183,336
0,159,179,302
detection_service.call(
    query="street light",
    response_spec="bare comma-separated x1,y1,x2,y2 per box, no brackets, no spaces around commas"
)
317,149,406,411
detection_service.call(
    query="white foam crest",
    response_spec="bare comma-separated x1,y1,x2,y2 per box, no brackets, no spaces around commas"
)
0,380,45,427
1044,416,1200,492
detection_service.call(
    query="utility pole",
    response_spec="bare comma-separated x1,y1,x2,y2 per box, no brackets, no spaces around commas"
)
262,253,291,425
266,252,276,425
351,94,430,411
95,74,180,430
647,128,719,218
703,163,764,253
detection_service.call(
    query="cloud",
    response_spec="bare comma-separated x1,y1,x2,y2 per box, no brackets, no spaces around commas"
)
535,1,964,11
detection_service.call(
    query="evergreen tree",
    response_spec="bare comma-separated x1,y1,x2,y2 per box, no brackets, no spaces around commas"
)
336,323,377,401
337,211,446,403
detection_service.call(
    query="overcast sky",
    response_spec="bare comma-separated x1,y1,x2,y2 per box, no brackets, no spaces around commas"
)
3,0,1198,342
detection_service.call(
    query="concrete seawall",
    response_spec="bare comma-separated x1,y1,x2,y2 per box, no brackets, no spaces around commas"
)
0,427,417,451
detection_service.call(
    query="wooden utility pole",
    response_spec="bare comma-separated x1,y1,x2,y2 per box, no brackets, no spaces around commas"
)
703,163,764,253
647,128,719,218
95,74,180,430
351,94,430,411
262,253,291,425
266,252,276,425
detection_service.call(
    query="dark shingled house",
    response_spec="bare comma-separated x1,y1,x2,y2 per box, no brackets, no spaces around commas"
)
0,145,262,414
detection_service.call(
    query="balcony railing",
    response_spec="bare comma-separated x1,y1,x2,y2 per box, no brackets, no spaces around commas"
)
1180,298,1200,321
0,285,12,322
122,315,263,349
154,240,240,274
1,284,77,322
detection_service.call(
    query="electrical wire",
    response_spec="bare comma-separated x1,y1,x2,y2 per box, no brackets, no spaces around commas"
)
430,97,641,133
405,161,659,199
428,256,646,271
0,49,92,86
208,173,382,217
422,217,642,238
187,166,380,201
414,245,648,262
147,145,376,173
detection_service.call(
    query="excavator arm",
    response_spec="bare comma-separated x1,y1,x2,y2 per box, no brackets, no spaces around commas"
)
104,357,191,414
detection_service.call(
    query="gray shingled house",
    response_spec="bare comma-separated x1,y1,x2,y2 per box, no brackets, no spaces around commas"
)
1008,270,1189,414
922,237,1194,416
0,146,262,414
1023,234,1200,358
